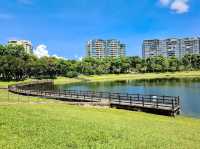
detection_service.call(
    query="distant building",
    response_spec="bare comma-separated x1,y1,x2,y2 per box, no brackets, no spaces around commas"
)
142,37,200,59
86,39,126,58
8,40,33,54
180,37,200,57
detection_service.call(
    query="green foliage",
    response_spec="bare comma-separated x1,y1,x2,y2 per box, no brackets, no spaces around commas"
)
64,71,78,78
1,43,200,81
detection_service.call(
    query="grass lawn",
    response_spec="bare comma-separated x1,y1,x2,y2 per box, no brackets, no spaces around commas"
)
0,89,47,103
1,71,200,148
0,79,35,89
1,71,200,88
79,71,200,82
0,103,200,149
53,77,82,85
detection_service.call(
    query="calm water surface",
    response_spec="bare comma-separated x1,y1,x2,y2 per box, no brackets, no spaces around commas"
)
57,78,200,118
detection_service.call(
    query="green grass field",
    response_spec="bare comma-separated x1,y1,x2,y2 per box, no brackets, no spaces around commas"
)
0,79,34,88
79,71,200,82
0,89,47,103
1,71,200,88
0,103,200,149
1,71,200,148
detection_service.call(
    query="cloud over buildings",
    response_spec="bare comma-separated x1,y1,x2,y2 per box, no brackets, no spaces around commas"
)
52,54,66,60
34,44,66,59
159,0,189,14
34,44,49,58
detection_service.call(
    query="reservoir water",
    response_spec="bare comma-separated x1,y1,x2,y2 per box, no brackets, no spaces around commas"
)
57,78,200,118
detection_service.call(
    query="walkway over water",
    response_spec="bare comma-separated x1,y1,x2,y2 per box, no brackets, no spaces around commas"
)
8,80,181,116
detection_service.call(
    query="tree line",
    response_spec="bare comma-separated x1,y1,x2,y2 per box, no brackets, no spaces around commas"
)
1,44,200,81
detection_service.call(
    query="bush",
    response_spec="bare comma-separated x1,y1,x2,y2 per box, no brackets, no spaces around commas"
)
64,71,78,78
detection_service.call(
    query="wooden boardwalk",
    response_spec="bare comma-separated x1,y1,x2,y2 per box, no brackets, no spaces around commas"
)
8,80,181,116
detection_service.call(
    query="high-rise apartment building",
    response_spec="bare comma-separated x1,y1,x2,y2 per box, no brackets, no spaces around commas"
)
8,40,33,54
180,37,200,57
86,39,126,58
142,37,200,59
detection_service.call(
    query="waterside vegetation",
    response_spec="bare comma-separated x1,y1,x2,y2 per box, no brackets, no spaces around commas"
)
1,48,200,148
1,45,200,81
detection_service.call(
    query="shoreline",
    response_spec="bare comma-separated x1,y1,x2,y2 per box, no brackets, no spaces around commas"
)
53,71,200,85
1,71,200,87
1,71,200,119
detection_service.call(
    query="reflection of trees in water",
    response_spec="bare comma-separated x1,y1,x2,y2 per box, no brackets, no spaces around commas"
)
58,78,200,91
85,78,200,88
126,78,200,87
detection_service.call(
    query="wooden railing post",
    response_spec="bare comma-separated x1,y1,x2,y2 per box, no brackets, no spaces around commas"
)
178,96,180,106
157,98,159,108
17,88,20,102
142,96,144,107
130,95,132,105
109,92,111,102
172,99,174,110
8,87,10,102
163,96,165,104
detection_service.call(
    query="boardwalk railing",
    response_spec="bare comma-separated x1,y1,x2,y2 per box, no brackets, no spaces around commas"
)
8,80,181,116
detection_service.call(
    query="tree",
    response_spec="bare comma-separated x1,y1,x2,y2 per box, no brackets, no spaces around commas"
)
168,56,179,72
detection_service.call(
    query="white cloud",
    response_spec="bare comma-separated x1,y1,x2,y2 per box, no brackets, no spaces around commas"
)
170,0,189,13
52,54,67,60
34,44,67,59
159,0,189,14
34,44,49,58
79,56,83,61
74,55,78,59
74,55,83,61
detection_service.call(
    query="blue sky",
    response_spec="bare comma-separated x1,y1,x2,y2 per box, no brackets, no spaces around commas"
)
0,0,200,59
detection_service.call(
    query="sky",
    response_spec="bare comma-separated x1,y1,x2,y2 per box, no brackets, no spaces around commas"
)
0,0,200,59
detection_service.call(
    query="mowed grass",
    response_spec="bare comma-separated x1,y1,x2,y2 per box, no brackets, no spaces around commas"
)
0,103,200,149
53,77,82,85
79,71,200,82
0,79,35,89
1,71,200,88
1,72,200,148
0,89,47,103
0,77,81,103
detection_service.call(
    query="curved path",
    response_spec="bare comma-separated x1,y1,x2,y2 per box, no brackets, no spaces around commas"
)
8,80,181,116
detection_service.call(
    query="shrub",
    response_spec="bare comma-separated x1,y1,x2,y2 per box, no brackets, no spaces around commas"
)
65,71,78,78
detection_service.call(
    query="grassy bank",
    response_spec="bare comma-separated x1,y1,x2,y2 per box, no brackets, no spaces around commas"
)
53,77,82,85
0,103,200,149
0,71,200,148
79,71,200,82
1,71,200,102
0,89,48,103
0,79,35,89
0,79,50,103
1,71,200,88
